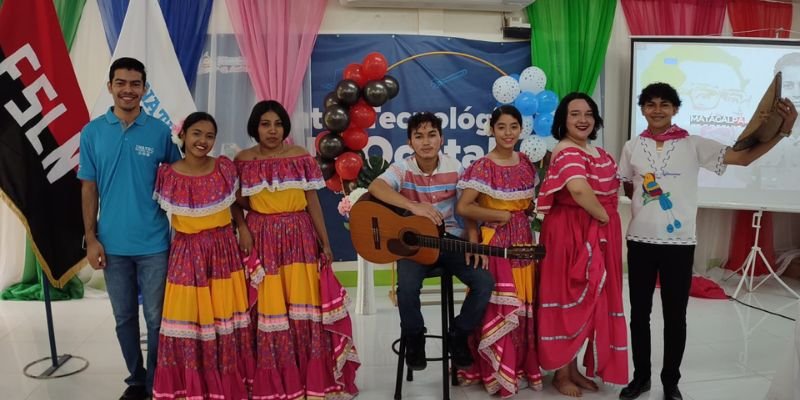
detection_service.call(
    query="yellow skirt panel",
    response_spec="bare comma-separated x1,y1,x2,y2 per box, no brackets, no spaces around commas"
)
279,262,321,306
257,274,289,316
477,195,530,212
249,189,307,214
171,209,232,234
511,262,536,303
162,269,249,324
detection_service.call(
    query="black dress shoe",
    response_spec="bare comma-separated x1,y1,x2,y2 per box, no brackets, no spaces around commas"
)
619,378,651,400
404,331,427,371
119,385,148,400
663,385,683,400
447,330,473,370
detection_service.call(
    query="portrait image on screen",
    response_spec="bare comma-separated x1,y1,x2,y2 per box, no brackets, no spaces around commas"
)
630,37,799,212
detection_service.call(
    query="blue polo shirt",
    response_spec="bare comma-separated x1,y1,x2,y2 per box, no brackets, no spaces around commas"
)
78,108,181,255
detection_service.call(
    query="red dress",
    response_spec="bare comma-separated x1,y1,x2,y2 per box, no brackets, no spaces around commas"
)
536,147,628,385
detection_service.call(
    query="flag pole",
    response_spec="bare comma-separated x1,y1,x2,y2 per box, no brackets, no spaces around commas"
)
22,275,89,379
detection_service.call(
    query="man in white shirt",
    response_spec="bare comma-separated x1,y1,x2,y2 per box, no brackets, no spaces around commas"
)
618,82,796,400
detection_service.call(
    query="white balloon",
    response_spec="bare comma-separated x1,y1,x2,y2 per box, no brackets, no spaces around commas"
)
544,136,558,152
520,115,534,139
520,136,547,162
492,76,521,104
519,66,547,94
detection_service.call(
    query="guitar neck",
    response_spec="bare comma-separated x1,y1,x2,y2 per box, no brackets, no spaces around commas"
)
415,234,512,258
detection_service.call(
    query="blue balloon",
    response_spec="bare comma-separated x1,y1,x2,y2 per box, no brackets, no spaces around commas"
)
509,73,520,82
514,91,539,116
536,90,559,114
534,113,554,137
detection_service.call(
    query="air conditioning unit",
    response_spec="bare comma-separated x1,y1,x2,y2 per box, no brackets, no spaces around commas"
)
339,0,535,13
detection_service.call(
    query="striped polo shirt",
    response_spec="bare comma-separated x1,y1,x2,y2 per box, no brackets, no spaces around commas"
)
378,154,464,238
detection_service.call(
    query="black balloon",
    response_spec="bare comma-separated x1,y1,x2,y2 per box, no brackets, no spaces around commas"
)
317,157,335,180
318,134,345,160
363,80,389,107
383,75,400,99
322,105,350,132
323,91,341,109
335,79,360,106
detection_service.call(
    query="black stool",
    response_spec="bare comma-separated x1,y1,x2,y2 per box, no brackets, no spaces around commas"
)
391,267,459,400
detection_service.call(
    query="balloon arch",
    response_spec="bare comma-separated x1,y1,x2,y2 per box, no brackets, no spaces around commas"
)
315,52,559,195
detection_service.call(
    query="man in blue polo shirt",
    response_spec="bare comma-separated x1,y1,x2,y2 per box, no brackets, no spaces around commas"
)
78,57,180,400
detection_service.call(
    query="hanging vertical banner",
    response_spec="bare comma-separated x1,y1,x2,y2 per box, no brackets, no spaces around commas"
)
91,0,195,128
0,0,88,287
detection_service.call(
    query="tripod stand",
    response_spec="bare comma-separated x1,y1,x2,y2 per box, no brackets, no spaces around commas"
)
732,210,800,299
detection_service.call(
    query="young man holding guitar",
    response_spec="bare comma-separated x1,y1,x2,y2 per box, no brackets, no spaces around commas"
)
367,112,495,371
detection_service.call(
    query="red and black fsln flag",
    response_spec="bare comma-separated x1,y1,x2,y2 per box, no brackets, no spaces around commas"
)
0,0,88,287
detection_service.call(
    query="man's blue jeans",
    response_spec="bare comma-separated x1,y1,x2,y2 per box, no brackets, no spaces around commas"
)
104,251,168,394
396,249,494,336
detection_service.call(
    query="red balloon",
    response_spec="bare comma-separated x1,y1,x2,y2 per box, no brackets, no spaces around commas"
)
326,174,343,193
343,63,367,87
362,52,388,81
315,131,330,154
342,127,369,151
335,152,364,181
350,102,376,129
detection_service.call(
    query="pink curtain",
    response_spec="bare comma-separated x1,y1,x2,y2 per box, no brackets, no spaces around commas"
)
225,0,326,112
728,0,792,38
621,0,727,35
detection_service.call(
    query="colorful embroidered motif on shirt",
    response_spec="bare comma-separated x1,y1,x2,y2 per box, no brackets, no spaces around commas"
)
641,172,682,233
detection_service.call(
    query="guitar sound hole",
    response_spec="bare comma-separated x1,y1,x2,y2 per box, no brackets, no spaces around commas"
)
401,231,419,246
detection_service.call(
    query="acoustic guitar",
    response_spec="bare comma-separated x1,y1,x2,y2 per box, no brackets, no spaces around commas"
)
349,195,545,265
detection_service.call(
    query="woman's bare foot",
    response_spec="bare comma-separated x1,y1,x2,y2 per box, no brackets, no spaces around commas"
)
569,370,599,392
553,368,582,397
568,362,599,392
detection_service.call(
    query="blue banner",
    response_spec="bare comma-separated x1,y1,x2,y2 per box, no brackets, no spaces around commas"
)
310,34,531,261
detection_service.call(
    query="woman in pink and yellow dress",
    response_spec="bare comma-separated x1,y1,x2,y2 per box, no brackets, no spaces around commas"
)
235,100,359,399
152,112,254,399
455,105,542,398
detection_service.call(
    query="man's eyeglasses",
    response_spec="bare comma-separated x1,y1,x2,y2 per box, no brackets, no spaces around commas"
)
686,84,749,111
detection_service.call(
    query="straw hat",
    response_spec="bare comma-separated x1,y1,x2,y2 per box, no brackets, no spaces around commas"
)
733,72,785,151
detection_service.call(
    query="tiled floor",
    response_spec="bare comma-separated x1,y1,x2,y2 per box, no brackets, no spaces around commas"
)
0,270,798,400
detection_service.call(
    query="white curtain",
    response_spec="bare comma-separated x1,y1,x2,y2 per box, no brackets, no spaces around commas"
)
193,0,309,157
695,208,735,273
695,209,800,275
70,0,111,111
0,203,26,291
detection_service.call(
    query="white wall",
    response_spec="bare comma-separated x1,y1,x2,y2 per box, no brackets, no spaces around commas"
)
319,0,524,41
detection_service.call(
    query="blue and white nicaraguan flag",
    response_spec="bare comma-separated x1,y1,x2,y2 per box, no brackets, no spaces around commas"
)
91,0,195,127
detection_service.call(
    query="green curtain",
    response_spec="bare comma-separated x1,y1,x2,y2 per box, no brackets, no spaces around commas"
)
1,0,86,301
527,0,617,98
1,240,83,300
53,0,87,50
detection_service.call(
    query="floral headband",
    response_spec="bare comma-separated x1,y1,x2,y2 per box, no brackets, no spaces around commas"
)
171,119,185,148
